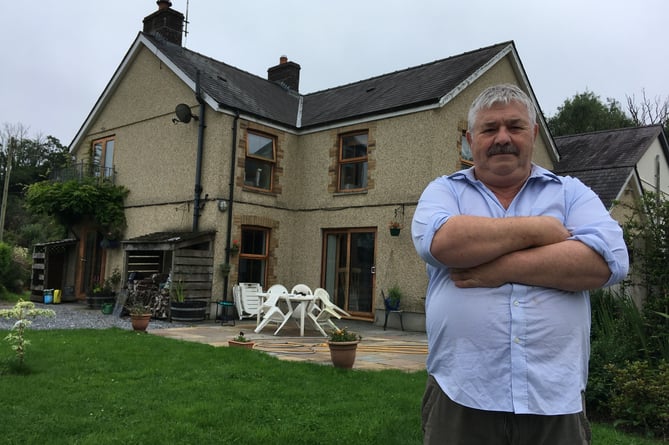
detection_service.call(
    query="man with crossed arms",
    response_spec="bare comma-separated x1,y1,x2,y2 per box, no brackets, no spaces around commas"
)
412,84,628,445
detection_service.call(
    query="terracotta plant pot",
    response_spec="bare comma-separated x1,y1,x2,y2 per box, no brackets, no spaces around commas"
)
130,314,151,332
328,340,359,368
228,340,255,349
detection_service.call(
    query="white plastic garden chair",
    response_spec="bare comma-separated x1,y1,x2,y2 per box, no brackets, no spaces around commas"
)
237,282,263,320
254,284,293,335
307,288,350,336
289,284,313,320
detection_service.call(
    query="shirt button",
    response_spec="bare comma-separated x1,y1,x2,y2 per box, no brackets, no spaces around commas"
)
513,300,520,306
514,337,521,344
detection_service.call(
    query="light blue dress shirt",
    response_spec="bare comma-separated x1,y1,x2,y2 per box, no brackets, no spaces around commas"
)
412,164,629,415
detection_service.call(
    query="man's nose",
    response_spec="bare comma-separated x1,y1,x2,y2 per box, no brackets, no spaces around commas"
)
494,126,512,144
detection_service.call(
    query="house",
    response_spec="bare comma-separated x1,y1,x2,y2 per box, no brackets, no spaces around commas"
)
43,1,561,330
553,125,669,222
553,125,669,304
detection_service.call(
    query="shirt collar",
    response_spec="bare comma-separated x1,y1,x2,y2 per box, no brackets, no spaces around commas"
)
449,164,562,185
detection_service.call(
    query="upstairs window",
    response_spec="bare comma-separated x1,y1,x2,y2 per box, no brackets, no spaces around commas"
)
338,131,368,191
245,131,275,191
92,136,115,178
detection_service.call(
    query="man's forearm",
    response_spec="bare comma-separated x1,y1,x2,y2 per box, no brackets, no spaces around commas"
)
431,215,571,268
451,240,611,292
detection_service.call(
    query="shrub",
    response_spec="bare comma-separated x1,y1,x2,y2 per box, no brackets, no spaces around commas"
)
606,360,669,438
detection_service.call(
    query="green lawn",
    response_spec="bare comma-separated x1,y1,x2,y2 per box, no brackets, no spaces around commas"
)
0,328,664,444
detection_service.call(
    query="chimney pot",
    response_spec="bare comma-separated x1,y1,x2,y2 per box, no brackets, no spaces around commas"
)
157,0,172,10
280,55,288,64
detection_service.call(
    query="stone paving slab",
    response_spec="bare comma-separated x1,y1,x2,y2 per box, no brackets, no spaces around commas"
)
150,319,428,372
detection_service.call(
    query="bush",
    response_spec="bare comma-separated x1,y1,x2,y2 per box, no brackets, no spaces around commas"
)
0,243,31,295
606,360,669,438
588,290,647,417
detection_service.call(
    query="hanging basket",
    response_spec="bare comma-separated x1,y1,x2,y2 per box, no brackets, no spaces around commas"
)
389,227,401,237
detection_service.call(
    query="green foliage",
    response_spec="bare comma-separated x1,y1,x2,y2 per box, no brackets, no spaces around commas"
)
329,327,362,342
0,299,55,368
622,192,669,359
386,285,403,308
548,91,635,136
587,192,669,438
171,279,186,302
25,178,129,238
606,361,669,438
0,242,28,295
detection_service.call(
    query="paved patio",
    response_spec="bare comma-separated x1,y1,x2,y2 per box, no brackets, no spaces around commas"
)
150,318,428,372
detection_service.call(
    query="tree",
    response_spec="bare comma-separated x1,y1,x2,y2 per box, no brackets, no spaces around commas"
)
0,124,71,248
626,89,669,137
547,91,636,136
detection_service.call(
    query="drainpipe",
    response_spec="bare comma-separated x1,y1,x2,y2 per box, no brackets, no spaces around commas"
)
192,70,206,232
223,110,240,301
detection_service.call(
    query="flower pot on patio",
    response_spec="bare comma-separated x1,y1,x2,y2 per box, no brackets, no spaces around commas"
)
327,340,360,369
130,314,151,332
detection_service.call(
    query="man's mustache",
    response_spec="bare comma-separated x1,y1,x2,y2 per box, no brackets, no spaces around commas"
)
487,144,519,156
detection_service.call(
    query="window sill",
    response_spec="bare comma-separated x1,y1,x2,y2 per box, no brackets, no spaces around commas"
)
242,186,278,197
333,190,368,196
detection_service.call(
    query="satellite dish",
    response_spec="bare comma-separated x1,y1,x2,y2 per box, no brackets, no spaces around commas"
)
175,103,194,123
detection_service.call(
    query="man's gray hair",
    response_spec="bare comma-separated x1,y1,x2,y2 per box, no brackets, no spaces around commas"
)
467,84,537,132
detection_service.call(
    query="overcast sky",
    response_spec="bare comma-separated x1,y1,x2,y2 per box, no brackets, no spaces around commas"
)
1,0,666,146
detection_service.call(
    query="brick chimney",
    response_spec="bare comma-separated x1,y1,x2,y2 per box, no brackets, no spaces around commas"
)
267,55,301,92
143,1,184,46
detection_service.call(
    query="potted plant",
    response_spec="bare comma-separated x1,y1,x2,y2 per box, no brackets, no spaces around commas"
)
386,285,403,310
228,331,255,349
388,220,403,236
327,327,362,369
125,283,153,332
127,301,152,332
229,239,240,255
168,278,207,322
87,280,105,309
220,262,232,277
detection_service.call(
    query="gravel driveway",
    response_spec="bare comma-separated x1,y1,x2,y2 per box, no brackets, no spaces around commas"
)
0,301,191,331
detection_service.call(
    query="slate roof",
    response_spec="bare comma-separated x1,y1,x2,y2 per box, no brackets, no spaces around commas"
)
147,34,513,129
124,230,216,244
553,125,665,208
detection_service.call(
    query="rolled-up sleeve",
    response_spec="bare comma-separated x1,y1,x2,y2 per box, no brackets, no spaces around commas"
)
563,176,629,287
412,177,454,268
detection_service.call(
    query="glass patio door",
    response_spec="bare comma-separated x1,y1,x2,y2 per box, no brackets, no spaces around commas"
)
75,228,105,300
323,229,376,318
